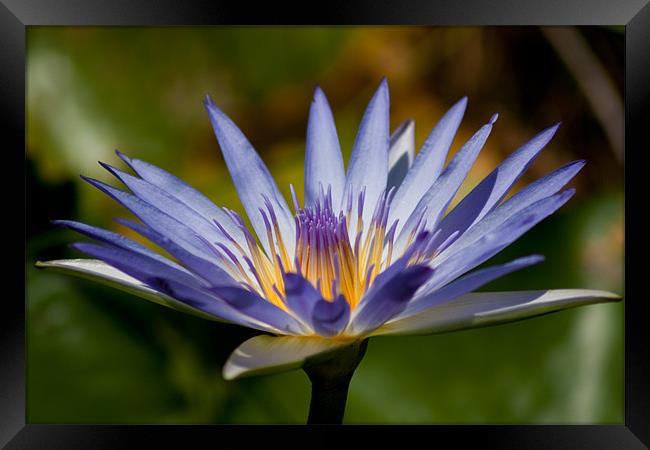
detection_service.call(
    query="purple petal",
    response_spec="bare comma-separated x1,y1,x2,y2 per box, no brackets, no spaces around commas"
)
52,219,188,273
100,163,228,251
204,96,295,257
82,176,215,261
213,286,307,335
350,263,433,335
438,160,585,262
116,218,238,288
312,295,351,337
402,254,544,317
390,96,467,225
71,242,204,290
434,123,560,246
115,150,247,248
149,278,281,333
421,189,575,295
395,117,495,249
342,78,389,232
304,86,345,208
283,272,322,326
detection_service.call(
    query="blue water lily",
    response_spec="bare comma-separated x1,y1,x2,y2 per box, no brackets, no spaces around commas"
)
38,79,619,384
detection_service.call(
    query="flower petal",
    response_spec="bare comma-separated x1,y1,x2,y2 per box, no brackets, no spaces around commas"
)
114,150,247,248
387,119,415,191
349,263,433,335
311,295,350,337
421,189,575,295
282,272,322,327
52,220,189,273
341,79,389,233
213,286,308,335
436,160,585,263
204,96,295,257
394,116,495,247
100,162,240,259
115,218,239,288
389,97,467,226
35,259,221,322
434,124,560,246
402,254,544,317
82,176,215,260
71,242,206,289
304,86,346,208
223,334,352,380
372,289,621,336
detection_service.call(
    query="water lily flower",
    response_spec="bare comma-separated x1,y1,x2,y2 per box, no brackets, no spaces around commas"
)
37,78,620,423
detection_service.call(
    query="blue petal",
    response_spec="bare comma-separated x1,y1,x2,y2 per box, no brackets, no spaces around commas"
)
402,254,544,317
82,176,216,261
115,150,247,248
116,218,239,288
71,242,204,289
437,160,585,262
389,97,467,226
282,272,322,327
395,117,495,248
304,86,345,208
341,79,389,232
101,163,231,252
204,96,295,257
350,262,433,335
434,124,560,246
213,286,307,335
52,219,189,273
387,119,415,191
311,295,350,337
147,278,282,333
421,189,575,295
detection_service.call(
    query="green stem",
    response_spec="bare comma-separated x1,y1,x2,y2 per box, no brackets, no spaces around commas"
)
303,339,368,424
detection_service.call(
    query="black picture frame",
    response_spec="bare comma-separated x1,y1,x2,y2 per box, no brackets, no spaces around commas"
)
5,0,649,447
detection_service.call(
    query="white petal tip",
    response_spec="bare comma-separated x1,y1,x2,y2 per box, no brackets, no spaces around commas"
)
489,113,499,125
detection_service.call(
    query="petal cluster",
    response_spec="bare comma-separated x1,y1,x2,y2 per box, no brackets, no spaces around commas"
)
38,79,620,380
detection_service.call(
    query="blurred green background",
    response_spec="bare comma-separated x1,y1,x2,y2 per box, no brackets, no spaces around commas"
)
26,26,624,424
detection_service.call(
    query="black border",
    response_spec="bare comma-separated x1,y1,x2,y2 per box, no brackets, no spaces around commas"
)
6,1,649,448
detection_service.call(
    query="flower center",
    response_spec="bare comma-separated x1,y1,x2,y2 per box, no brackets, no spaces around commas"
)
210,185,437,311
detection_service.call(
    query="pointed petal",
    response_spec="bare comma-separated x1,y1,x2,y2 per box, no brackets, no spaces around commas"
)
402,255,544,317
437,160,585,263
349,264,433,335
223,334,352,380
35,259,221,322
70,241,213,306
341,79,389,232
395,116,495,246
312,295,350,337
372,289,621,336
304,86,345,208
421,189,575,295
100,163,228,254
213,286,307,335
115,218,239,288
434,124,560,245
389,97,467,225
82,176,215,261
283,272,322,327
115,150,247,247
387,119,415,191
204,96,295,257
51,220,189,273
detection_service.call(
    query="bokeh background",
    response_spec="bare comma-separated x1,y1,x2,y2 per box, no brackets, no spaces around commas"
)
26,26,624,424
